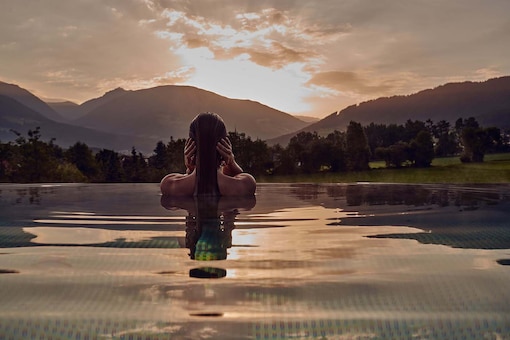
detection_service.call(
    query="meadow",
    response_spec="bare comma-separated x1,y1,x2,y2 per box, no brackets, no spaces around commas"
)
259,153,510,184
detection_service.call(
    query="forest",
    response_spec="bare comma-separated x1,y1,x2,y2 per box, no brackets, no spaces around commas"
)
0,117,507,183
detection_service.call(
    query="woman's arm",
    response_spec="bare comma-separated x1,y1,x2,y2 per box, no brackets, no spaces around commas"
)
216,137,243,177
184,138,196,174
160,138,197,196
216,137,256,196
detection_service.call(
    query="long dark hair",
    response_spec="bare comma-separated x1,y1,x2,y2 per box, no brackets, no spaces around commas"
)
189,112,227,196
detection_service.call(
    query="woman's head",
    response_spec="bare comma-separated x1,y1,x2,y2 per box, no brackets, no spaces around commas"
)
189,112,227,196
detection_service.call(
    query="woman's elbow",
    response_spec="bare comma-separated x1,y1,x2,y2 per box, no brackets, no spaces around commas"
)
243,174,257,196
160,174,177,195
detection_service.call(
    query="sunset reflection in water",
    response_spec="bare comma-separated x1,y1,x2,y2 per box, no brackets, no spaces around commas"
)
0,183,509,339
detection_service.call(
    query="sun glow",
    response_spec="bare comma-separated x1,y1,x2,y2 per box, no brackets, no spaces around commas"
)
174,45,317,113
153,8,332,114
3,2,507,118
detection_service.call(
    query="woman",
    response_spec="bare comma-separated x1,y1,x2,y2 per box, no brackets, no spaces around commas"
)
160,112,256,196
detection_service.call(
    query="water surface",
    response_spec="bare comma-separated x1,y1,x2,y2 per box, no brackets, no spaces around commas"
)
0,183,509,339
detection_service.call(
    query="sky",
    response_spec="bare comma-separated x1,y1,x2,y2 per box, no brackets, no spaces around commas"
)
1,0,509,118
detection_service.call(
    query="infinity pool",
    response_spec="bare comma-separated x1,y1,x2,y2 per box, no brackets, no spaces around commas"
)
0,183,509,339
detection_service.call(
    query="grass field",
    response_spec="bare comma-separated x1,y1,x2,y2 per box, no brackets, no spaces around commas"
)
259,153,510,184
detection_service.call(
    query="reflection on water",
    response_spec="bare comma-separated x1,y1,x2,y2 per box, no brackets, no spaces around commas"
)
290,183,510,249
498,259,510,266
161,195,256,279
0,183,509,339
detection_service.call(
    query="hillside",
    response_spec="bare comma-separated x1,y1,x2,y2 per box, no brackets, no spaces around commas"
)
0,95,156,152
47,101,80,120
269,76,510,145
49,88,130,121
0,81,65,122
74,85,308,141
4,76,509,151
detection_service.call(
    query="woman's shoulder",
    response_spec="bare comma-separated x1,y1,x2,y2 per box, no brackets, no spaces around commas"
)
217,172,256,196
160,172,196,196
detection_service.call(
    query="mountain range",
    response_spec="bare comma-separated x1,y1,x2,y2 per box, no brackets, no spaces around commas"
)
0,94,153,151
269,76,510,145
1,76,509,153
71,85,307,141
0,81,308,152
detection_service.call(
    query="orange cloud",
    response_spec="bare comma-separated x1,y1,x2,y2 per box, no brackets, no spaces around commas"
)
307,71,394,96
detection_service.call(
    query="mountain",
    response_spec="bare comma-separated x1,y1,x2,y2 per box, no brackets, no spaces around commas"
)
0,81,65,122
48,88,130,121
269,76,510,145
74,85,308,141
77,87,130,120
1,81,309,152
293,115,321,123
47,101,80,120
0,94,157,152
79,87,130,114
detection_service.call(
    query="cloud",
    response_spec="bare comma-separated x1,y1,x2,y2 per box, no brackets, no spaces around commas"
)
210,42,316,69
95,66,195,94
0,0,181,102
307,71,394,96
1,0,509,116
156,7,340,69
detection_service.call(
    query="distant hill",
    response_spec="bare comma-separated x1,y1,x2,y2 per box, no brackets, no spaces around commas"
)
0,81,65,122
0,94,157,152
1,81,309,152
292,115,321,123
270,76,510,145
79,88,131,120
74,85,308,141
49,88,130,121
7,76,508,151
47,101,80,120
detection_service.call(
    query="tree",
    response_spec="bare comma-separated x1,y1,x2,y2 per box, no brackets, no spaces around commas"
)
65,142,98,180
123,147,148,182
227,131,272,176
248,139,271,176
0,141,15,181
287,131,322,173
324,130,346,172
270,143,296,175
165,137,187,173
409,130,435,167
148,141,172,182
375,142,409,168
404,120,427,142
151,141,169,170
458,117,495,163
346,121,370,171
96,149,124,182
460,127,490,162
10,127,61,182
431,120,459,157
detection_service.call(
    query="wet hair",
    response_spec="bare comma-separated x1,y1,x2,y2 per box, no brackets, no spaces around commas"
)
189,112,227,196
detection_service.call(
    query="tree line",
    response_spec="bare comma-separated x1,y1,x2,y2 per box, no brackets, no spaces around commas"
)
0,117,507,183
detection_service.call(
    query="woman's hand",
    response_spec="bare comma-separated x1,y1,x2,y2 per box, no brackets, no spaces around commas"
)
216,137,234,166
184,138,196,174
217,137,244,176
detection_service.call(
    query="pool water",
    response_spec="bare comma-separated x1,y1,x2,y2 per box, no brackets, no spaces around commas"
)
0,183,509,339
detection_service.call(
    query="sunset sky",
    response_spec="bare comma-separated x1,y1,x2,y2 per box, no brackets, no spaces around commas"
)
1,0,509,118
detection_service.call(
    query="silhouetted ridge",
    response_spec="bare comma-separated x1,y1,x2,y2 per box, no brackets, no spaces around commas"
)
0,94,155,151
0,81,65,122
74,85,308,140
269,76,510,145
